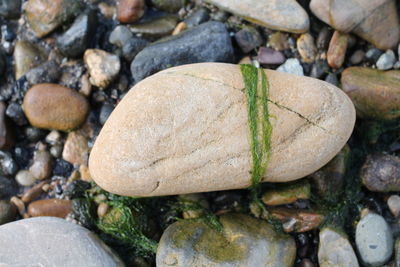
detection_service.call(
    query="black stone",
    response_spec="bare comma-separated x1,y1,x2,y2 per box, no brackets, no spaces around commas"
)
122,36,149,62
99,103,114,125
53,159,73,177
0,0,21,19
365,48,383,63
25,60,61,85
131,21,234,82
5,102,27,126
324,73,338,86
57,9,97,58
184,7,210,28
0,176,17,200
64,180,91,199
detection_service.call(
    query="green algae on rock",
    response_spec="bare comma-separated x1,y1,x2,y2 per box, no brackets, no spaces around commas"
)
89,63,355,197
156,213,296,267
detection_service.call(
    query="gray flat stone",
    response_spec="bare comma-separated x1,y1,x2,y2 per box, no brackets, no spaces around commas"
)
0,217,125,266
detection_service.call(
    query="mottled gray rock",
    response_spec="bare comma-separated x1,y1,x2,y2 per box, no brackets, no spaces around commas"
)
130,21,234,82
235,26,263,53
318,227,359,267
156,213,296,267
109,25,133,48
361,153,400,192
376,50,396,70
277,58,304,76
5,102,27,126
0,217,125,266
122,36,148,62
99,103,114,125
25,60,61,85
356,213,393,266
184,7,210,28
57,9,97,58
0,151,17,176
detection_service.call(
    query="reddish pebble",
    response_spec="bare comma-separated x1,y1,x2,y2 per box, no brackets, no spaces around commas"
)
327,31,349,69
117,0,145,23
28,199,71,218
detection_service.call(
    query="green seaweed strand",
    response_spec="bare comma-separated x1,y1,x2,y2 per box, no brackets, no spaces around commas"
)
240,64,272,188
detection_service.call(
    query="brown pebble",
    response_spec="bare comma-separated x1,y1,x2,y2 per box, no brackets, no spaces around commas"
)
327,31,349,69
10,196,25,216
23,83,89,131
172,22,187,35
28,199,71,218
268,207,324,232
97,202,109,218
79,165,92,182
62,130,89,165
117,0,145,23
21,181,47,203
297,33,317,63
29,150,53,180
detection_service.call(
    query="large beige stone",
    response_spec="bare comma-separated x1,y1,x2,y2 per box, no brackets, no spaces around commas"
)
205,0,309,33
89,63,355,197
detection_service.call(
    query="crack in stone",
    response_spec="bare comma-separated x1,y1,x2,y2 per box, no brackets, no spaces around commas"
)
160,71,337,136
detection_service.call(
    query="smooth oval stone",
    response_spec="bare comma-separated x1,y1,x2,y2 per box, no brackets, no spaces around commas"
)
0,217,124,266
89,63,355,197
23,83,89,131
356,213,393,266
28,199,71,218
341,67,400,120
156,213,296,267
310,0,400,49
318,227,359,267
205,0,309,33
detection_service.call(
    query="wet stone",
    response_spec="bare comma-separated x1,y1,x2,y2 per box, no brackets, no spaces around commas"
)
29,150,53,180
376,50,396,70
23,83,90,131
235,26,263,53
25,0,84,38
122,36,149,62
0,200,16,225
129,15,178,38
117,0,145,24
130,22,234,82
0,176,17,200
84,49,121,89
109,25,134,48
57,9,97,58
53,159,73,177
356,212,393,266
361,153,400,192
156,213,296,267
262,180,310,206
184,7,210,28
15,170,35,186
0,151,17,176
25,60,61,86
28,199,71,218
257,47,286,65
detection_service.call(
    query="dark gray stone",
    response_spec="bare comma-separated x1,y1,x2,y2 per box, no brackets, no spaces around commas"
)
310,60,329,79
0,200,16,225
99,103,114,125
365,48,383,63
57,9,97,58
109,25,133,48
25,60,61,85
184,7,210,28
325,73,338,86
0,0,21,19
5,102,27,126
150,0,184,13
122,36,149,62
235,26,263,53
0,176,17,200
131,21,234,82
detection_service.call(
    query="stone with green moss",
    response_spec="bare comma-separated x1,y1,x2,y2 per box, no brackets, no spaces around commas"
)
156,213,296,266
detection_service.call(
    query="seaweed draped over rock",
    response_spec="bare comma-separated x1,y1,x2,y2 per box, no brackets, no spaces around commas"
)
240,64,272,188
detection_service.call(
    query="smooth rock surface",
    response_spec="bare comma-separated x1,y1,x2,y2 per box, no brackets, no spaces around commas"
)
205,0,309,33
23,83,89,131
57,9,97,58
131,21,233,82
356,213,393,266
310,0,400,49
25,0,83,38
156,213,296,267
0,217,124,266
341,67,400,120
128,15,178,38
318,227,359,267
90,63,355,197
376,50,396,70
28,199,71,218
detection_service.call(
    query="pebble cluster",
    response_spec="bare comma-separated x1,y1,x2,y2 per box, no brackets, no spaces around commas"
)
0,0,398,266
